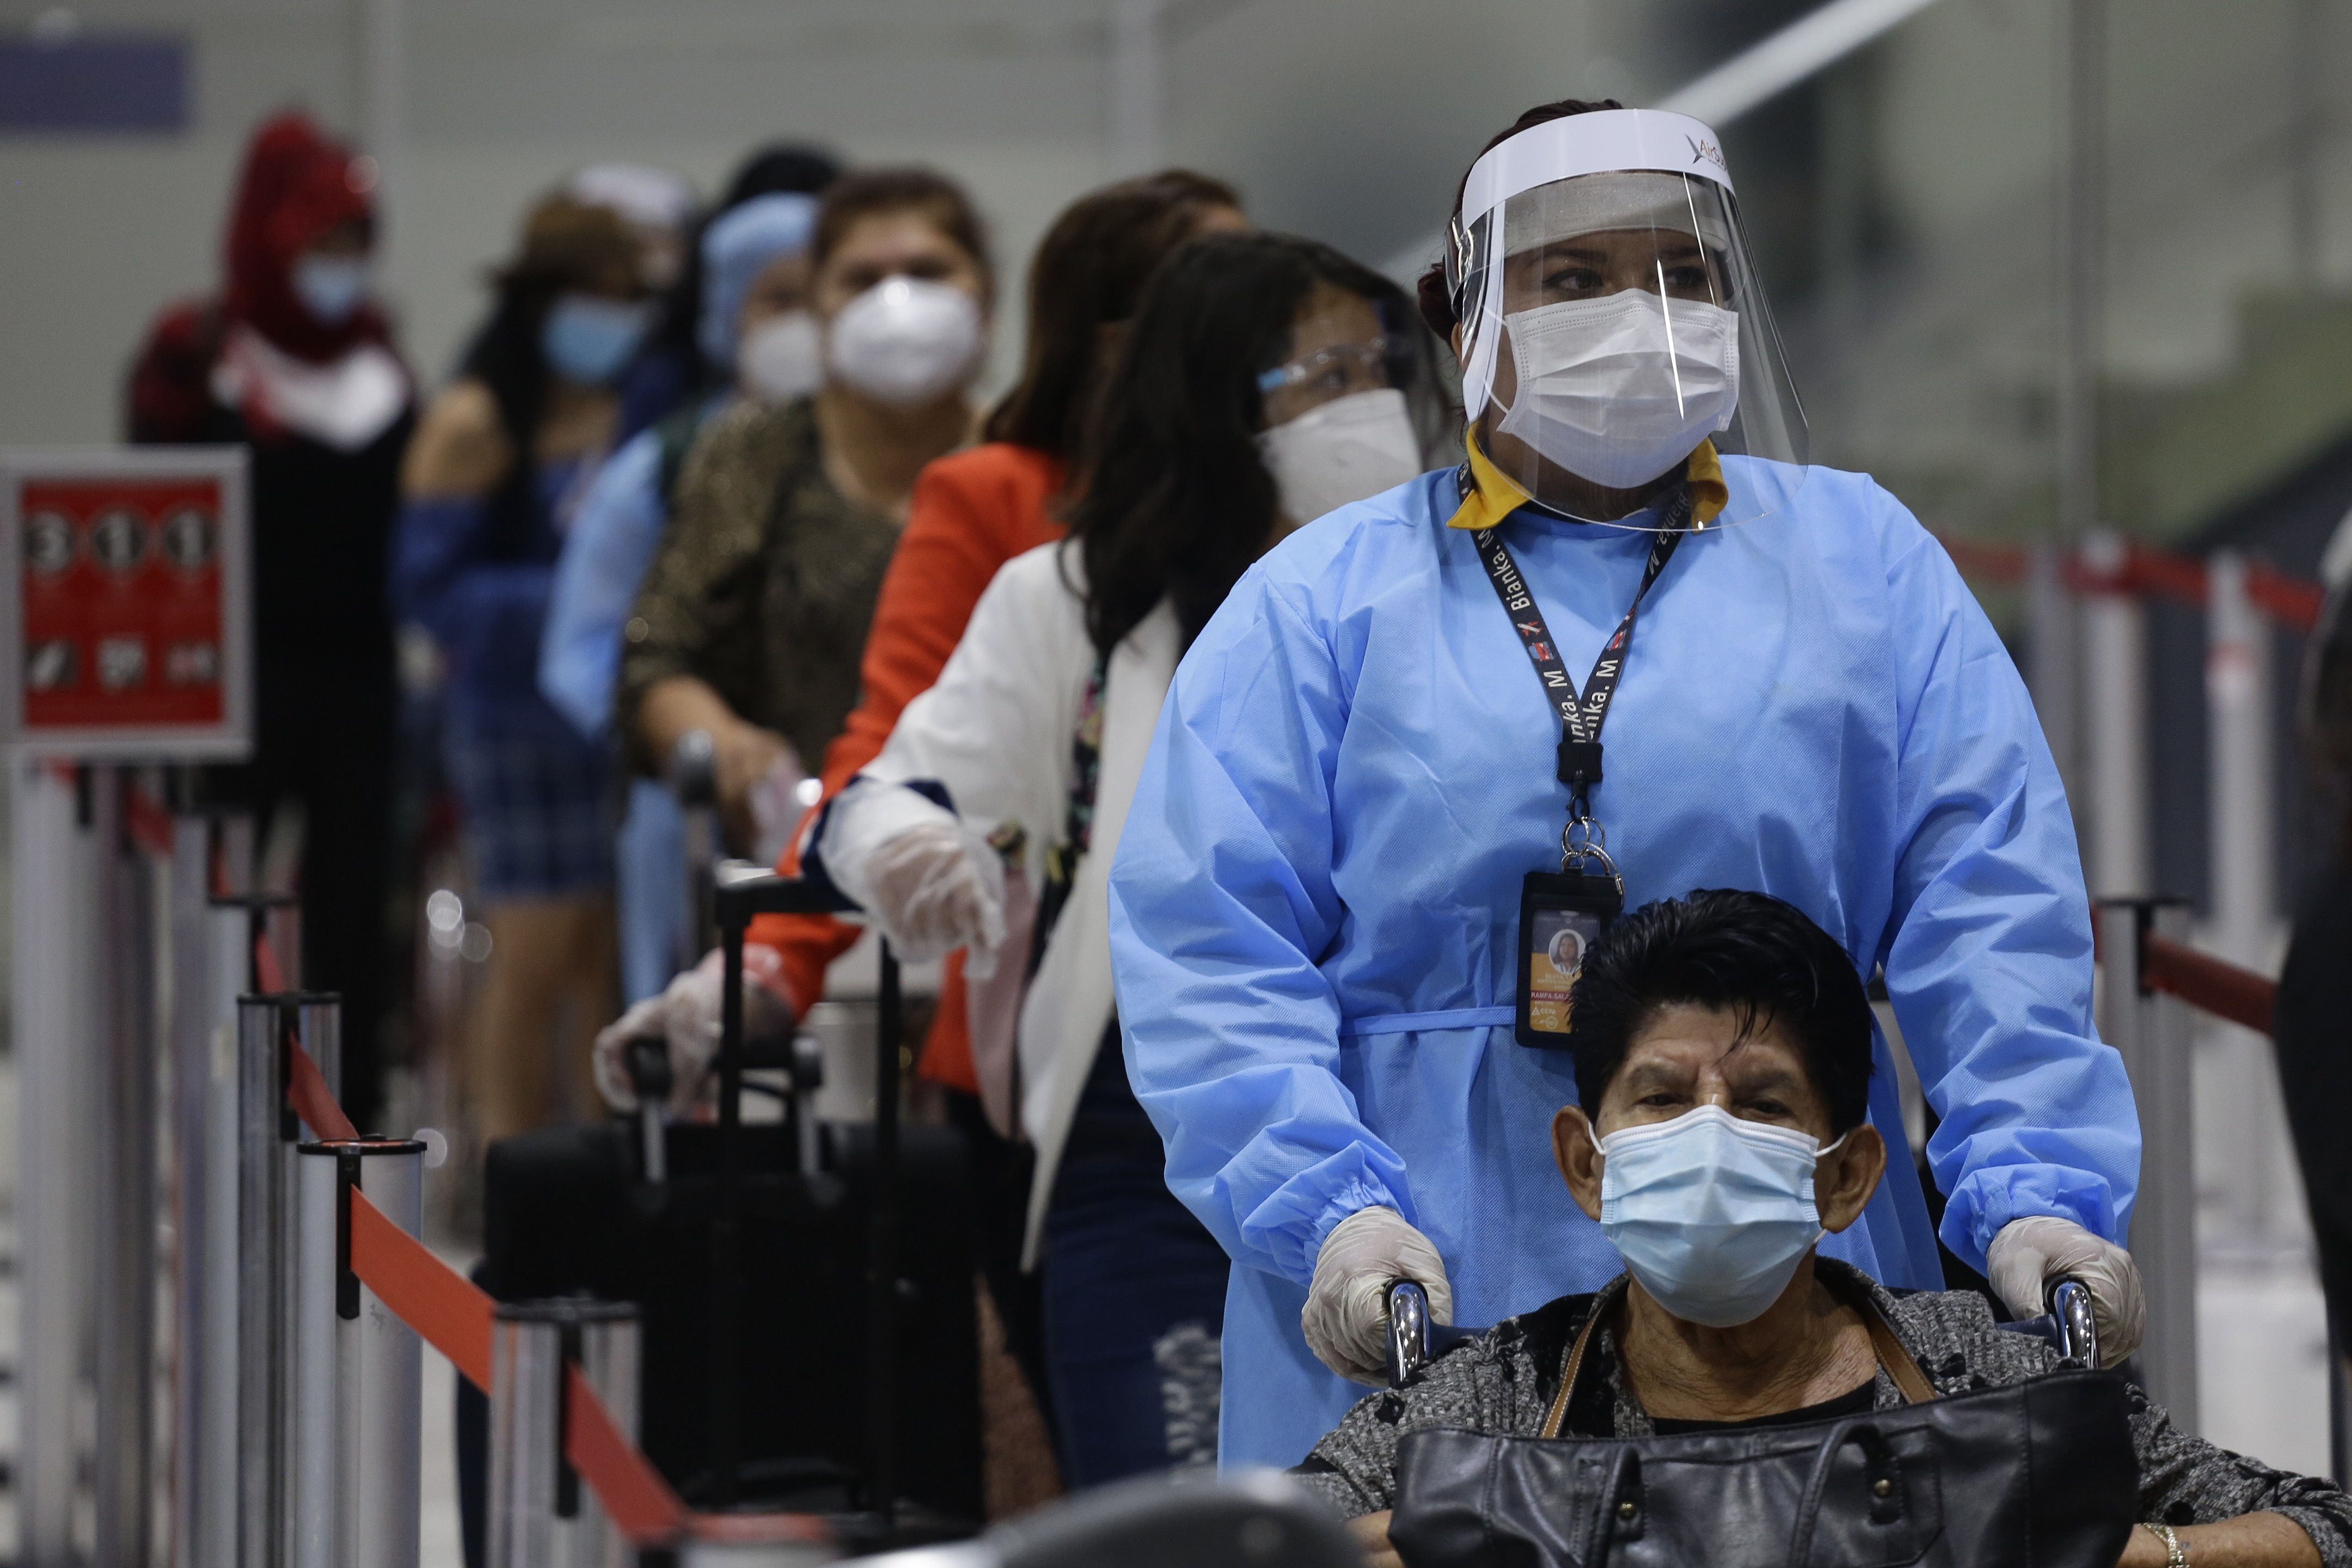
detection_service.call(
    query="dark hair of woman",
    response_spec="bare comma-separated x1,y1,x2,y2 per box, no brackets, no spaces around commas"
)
812,167,993,285
1414,97,1623,341
647,142,846,388
453,195,640,528
984,169,1241,460
1066,229,1420,657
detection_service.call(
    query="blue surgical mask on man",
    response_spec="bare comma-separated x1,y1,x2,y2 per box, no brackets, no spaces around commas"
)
1591,1104,1848,1327
541,293,652,385
292,253,371,326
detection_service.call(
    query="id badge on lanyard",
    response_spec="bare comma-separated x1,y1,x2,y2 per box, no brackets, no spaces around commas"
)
1468,491,1687,1050
1517,868,1619,1047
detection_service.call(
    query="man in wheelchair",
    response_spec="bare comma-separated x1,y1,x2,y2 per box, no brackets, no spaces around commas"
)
1294,891,2351,1568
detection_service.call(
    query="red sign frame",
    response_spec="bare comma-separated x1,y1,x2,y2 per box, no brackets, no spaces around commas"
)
0,448,251,759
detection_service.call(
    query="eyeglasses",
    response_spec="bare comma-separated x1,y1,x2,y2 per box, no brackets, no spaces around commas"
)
1256,336,1403,397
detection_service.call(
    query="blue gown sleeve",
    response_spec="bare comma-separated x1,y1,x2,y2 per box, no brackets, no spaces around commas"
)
540,432,667,737
1108,572,1415,1288
1872,497,2141,1271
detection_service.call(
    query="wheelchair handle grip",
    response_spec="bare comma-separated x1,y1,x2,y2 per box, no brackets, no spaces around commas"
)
1386,1278,1432,1387
2048,1276,2098,1369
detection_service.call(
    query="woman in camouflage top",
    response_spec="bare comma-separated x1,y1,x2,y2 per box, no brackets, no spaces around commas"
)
621,169,992,844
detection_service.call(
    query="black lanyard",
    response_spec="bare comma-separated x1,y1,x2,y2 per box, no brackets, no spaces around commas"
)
1469,487,1690,819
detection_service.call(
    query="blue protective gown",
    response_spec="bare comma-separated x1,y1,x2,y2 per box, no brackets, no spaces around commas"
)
1105,458,2141,1471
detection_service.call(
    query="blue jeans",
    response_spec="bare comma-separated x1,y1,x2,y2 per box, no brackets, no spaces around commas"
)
1041,1032,1229,1486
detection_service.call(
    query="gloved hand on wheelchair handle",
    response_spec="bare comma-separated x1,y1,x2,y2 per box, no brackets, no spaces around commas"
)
591,943,795,1115
1986,1214,2145,1368
1303,1205,1455,1386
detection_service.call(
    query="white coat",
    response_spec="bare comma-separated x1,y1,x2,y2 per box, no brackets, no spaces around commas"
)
820,540,1180,1264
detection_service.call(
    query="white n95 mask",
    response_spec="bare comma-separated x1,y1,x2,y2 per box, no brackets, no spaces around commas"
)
738,310,823,402
1594,1104,1845,1327
1258,388,1424,531
1498,291,1739,493
826,278,982,406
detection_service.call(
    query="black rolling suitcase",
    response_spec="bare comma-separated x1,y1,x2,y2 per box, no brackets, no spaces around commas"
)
475,874,982,1540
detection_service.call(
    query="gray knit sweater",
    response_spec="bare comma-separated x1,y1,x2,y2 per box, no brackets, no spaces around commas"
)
1294,1261,2351,1568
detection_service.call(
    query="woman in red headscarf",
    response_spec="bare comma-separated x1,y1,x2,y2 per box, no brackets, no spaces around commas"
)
126,112,415,1131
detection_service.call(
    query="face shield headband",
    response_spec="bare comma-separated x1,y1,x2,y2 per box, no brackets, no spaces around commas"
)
1441,110,1809,528
1447,110,1734,431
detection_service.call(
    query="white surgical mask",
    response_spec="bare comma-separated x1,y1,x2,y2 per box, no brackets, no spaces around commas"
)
291,254,371,326
1593,1104,1846,1328
1497,290,1739,494
737,310,823,402
825,278,982,406
1258,388,1424,531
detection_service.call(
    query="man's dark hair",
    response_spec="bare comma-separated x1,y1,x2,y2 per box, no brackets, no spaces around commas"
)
1567,889,1875,1133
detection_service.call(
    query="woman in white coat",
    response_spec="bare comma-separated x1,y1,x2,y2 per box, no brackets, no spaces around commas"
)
803,231,1441,1483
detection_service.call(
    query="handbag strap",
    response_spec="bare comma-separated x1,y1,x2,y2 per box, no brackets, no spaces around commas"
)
1541,1278,1627,1438
1539,1270,1935,1438
1826,1268,1937,1406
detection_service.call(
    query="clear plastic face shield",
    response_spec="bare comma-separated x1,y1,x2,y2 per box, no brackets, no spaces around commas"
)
1448,111,1809,528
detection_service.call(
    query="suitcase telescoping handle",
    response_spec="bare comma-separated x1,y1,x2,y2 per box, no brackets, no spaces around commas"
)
707,874,902,1525
1382,1273,2103,1387
624,1037,671,1183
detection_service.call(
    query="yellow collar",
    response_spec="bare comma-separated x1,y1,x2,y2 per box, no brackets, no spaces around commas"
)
1444,434,1728,531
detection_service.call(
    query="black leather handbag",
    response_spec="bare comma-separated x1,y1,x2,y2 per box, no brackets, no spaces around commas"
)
1388,1279,2139,1568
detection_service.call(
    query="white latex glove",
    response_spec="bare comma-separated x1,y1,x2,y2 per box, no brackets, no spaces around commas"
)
591,946,792,1114
1302,1206,1455,1386
860,819,1006,968
1986,1215,2146,1368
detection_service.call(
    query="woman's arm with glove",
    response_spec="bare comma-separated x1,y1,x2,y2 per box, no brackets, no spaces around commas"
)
1107,571,1420,1293
1986,1214,2146,1365
1303,1207,1455,1385
591,942,795,1114
803,547,1088,969
1873,497,2141,1343
817,785,1008,971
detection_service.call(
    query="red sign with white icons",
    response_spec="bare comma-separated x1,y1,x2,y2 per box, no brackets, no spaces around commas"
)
2,449,249,758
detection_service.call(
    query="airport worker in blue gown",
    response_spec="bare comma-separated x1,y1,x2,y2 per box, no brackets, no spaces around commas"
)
1105,99,2150,1471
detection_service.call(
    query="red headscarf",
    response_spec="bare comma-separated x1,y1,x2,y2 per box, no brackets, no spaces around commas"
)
221,112,390,363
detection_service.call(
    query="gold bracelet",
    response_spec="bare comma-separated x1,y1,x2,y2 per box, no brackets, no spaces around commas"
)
2145,1522,2189,1568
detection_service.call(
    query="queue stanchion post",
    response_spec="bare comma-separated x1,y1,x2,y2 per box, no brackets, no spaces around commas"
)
237,991,342,1566
93,767,163,1568
2096,897,2198,1429
488,1298,641,1568
290,1138,424,1568
177,859,296,1568
14,761,102,1566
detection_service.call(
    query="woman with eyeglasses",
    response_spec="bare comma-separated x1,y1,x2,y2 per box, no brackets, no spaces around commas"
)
797,230,1439,1483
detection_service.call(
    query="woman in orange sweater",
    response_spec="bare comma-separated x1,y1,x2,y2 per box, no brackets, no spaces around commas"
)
599,168,1244,1422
